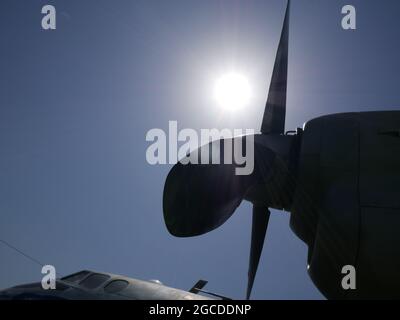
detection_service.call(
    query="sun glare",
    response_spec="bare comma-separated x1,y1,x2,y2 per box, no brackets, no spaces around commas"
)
214,72,251,111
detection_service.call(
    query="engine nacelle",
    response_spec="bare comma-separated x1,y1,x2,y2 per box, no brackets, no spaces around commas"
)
290,111,400,299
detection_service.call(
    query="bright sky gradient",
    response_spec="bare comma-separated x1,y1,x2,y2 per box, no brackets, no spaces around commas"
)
1,0,400,299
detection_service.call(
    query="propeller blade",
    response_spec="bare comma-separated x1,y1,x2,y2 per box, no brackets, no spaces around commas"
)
261,0,290,134
247,205,270,299
163,137,276,237
163,160,246,237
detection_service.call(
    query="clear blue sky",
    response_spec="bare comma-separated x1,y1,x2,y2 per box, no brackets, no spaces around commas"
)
1,0,399,299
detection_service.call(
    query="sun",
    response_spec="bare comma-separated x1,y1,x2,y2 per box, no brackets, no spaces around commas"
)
214,72,251,111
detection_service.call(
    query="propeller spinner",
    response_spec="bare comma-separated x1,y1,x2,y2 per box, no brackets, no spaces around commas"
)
163,0,292,299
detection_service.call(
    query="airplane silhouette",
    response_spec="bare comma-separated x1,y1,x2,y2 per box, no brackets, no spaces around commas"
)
163,0,400,299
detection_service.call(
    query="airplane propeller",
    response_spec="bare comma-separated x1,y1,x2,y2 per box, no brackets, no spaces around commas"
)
247,205,270,300
163,0,291,299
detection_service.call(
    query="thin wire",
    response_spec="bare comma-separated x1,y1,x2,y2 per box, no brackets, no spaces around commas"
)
0,239,44,267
